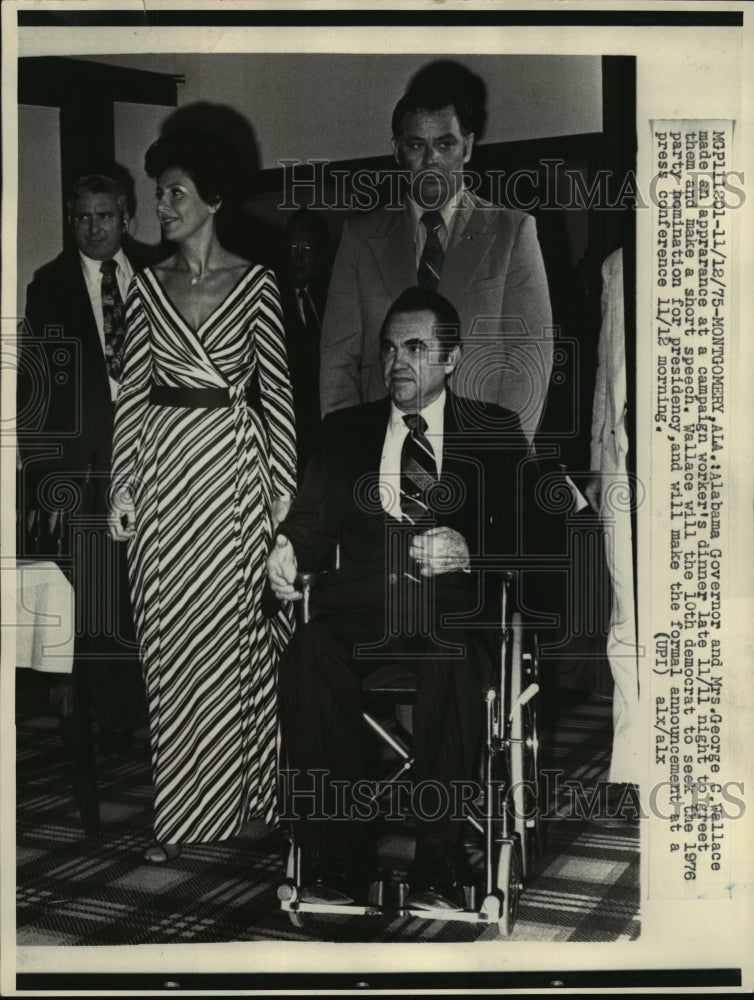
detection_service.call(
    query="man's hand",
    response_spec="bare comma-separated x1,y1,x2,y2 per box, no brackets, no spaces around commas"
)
266,534,302,601
584,473,601,514
410,526,470,576
108,493,136,541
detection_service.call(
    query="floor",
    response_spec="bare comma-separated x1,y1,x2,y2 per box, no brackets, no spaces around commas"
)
15,677,639,950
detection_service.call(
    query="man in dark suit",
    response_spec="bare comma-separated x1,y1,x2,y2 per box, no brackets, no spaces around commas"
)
269,287,544,910
320,73,553,446
18,173,149,755
280,207,331,481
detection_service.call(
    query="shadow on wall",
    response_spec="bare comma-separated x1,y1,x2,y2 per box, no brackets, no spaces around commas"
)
407,59,488,143
158,102,286,272
101,161,164,266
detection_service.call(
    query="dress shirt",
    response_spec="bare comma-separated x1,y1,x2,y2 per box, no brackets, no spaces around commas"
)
407,187,465,270
79,248,133,401
379,389,445,520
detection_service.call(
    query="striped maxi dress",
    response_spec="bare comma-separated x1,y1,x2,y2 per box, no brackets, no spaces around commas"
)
111,264,297,844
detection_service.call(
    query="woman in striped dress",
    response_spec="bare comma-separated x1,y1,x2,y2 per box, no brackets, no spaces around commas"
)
109,131,297,863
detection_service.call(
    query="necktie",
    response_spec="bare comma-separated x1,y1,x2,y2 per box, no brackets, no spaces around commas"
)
417,210,445,291
297,287,321,335
100,259,126,381
400,413,438,525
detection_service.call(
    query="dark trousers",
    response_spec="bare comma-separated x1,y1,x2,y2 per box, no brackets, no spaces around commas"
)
277,610,493,850
74,529,144,734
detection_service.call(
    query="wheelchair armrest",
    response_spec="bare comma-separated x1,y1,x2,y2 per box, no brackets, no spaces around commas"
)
294,570,328,587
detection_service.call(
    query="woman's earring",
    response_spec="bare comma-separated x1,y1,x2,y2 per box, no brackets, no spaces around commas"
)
122,215,130,235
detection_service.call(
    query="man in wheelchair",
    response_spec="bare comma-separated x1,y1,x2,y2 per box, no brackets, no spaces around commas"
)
268,287,548,912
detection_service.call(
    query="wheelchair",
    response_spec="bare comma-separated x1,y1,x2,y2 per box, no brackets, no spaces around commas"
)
277,569,541,937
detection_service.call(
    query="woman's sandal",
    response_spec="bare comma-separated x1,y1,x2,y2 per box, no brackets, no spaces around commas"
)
144,842,181,864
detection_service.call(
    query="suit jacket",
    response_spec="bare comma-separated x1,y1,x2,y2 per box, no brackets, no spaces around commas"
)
278,391,547,620
590,248,627,479
18,243,155,654
320,193,553,445
18,243,152,522
280,278,328,482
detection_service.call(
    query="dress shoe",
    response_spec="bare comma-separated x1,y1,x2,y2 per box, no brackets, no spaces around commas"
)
239,818,274,841
404,843,466,911
144,842,181,864
587,782,641,828
97,729,133,756
299,842,373,905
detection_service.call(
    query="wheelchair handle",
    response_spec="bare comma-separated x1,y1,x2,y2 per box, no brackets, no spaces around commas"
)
509,683,540,721
293,544,339,623
294,570,327,624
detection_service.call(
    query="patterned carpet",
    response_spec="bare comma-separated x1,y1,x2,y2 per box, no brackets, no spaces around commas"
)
16,683,639,946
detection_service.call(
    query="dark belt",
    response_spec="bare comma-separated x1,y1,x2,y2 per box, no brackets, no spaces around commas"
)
149,383,259,410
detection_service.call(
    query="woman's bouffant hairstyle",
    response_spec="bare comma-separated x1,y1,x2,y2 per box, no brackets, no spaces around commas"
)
144,129,242,218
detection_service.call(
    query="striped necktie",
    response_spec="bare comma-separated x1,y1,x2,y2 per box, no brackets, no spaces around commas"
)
297,287,321,335
400,413,438,525
100,259,126,381
417,210,445,291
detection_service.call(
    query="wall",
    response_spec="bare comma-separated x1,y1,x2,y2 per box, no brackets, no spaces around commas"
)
114,101,177,246
18,53,602,303
17,105,62,315
83,52,602,167
88,52,602,253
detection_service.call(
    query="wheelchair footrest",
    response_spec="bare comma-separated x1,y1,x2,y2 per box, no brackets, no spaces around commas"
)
394,880,492,922
278,874,388,917
281,898,387,918
398,906,496,923
396,890,496,923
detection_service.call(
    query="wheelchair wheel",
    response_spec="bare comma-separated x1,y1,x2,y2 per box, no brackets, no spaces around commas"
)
279,839,307,929
495,839,522,936
509,613,541,878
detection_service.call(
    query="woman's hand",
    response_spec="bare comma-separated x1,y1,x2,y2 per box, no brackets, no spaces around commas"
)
271,496,291,533
584,473,601,513
109,493,136,541
266,534,301,601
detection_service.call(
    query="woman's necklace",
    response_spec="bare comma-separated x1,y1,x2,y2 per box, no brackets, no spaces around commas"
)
189,270,211,286
187,262,215,286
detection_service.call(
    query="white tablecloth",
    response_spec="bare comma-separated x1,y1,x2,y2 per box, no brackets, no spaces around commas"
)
15,560,75,673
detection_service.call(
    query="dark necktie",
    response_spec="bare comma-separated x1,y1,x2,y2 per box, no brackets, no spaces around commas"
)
417,210,445,291
100,259,126,381
298,287,321,335
400,413,438,525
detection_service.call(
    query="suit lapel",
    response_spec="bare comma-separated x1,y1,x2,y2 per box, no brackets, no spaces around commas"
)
368,210,416,300
68,254,98,331
361,397,392,473
344,398,393,528
370,196,498,307
60,254,115,483
440,392,465,480
440,197,496,308
66,256,113,386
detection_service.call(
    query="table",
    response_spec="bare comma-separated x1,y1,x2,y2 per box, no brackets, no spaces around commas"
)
15,559,75,673
14,559,99,833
